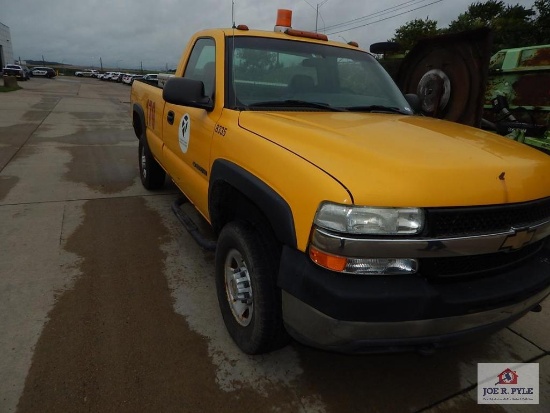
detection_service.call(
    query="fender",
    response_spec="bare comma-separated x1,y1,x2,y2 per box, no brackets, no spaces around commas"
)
210,159,297,248
132,103,146,140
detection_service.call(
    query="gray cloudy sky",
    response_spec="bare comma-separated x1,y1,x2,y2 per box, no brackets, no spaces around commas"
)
0,0,538,70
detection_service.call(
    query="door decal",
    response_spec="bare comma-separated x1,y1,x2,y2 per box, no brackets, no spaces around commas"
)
178,114,191,153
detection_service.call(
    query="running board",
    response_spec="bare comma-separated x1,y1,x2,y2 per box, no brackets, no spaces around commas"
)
171,197,217,251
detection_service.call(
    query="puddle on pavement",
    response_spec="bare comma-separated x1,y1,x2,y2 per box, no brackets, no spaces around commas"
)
72,112,107,121
62,145,137,194
39,127,134,146
16,197,310,412
0,176,19,202
30,96,61,111
22,111,50,123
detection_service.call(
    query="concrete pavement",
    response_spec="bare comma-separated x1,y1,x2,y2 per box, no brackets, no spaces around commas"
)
0,76,548,413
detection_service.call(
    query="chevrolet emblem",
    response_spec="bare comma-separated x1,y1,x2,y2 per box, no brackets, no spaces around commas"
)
500,228,536,251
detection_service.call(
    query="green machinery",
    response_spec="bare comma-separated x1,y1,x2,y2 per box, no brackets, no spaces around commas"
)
484,44,550,154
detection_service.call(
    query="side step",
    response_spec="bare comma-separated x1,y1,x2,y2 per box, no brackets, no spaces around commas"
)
171,197,217,251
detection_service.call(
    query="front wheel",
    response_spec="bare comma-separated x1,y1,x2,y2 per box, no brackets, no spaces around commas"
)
215,221,289,354
138,137,165,190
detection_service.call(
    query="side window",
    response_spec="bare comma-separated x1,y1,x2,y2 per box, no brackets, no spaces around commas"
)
184,38,216,98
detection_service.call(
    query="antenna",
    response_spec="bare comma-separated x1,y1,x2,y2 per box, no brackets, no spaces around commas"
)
231,0,237,107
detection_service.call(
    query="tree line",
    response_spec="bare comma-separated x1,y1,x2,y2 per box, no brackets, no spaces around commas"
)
391,0,549,51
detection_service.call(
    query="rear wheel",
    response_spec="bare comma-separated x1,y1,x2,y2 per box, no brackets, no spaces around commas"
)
215,221,289,354
138,137,165,190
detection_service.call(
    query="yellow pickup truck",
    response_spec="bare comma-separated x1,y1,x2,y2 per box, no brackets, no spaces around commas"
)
131,10,550,354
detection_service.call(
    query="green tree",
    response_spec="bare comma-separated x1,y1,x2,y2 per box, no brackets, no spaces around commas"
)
447,0,505,31
533,0,550,44
390,18,440,51
492,4,536,50
445,0,538,51
391,1,549,54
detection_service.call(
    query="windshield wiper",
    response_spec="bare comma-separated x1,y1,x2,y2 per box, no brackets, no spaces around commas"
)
248,100,347,112
346,105,409,114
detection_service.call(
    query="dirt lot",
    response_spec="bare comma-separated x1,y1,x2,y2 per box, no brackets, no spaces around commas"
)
0,77,548,413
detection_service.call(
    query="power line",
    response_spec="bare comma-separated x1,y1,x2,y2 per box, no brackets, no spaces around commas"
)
324,0,444,35
321,0,433,32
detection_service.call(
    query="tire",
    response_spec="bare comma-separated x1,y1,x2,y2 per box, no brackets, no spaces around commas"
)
215,221,289,354
138,136,165,190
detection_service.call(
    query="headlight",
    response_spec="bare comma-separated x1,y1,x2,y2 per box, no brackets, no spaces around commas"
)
314,202,424,235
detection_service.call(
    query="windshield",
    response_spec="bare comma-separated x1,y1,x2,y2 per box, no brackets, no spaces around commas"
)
226,36,412,114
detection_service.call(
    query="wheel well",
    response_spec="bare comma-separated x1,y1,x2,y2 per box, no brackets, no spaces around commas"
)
132,111,143,139
209,160,297,248
209,181,279,247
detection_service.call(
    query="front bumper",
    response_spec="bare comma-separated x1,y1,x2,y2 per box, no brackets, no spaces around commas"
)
278,241,550,353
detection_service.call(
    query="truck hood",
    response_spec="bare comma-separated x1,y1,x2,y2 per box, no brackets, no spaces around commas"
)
238,111,550,207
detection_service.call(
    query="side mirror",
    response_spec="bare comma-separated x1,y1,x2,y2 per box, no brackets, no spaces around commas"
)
163,77,213,111
405,93,421,113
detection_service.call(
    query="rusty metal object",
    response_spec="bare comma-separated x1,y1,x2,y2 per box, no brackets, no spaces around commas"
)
484,45,550,129
417,69,451,115
519,47,550,67
374,32,548,153
396,28,493,127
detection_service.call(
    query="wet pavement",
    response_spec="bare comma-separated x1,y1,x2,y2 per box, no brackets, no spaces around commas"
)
0,77,548,413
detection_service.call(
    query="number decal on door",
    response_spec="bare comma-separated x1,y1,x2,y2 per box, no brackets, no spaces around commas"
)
146,99,156,129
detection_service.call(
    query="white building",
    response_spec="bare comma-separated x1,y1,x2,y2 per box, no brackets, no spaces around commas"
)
0,22,14,68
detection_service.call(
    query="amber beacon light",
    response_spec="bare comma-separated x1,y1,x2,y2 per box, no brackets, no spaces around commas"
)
275,9,292,32
274,9,329,41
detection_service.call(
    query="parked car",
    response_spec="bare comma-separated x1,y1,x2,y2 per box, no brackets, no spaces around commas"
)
30,67,57,78
140,74,158,85
130,75,143,85
75,69,99,77
98,72,111,80
107,72,121,82
157,73,175,88
2,64,31,80
121,74,136,85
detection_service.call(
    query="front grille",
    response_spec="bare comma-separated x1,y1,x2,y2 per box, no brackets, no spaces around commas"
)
424,197,550,238
420,240,545,279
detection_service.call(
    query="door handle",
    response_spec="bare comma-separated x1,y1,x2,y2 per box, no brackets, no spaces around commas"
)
167,111,175,125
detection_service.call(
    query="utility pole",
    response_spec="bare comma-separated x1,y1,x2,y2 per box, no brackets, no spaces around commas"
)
315,4,319,32
314,0,329,33
141,61,143,74
100,57,103,71
42,55,45,65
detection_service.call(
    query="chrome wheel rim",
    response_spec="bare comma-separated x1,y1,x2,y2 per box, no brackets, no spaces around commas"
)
224,249,253,327
140,145,147,179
